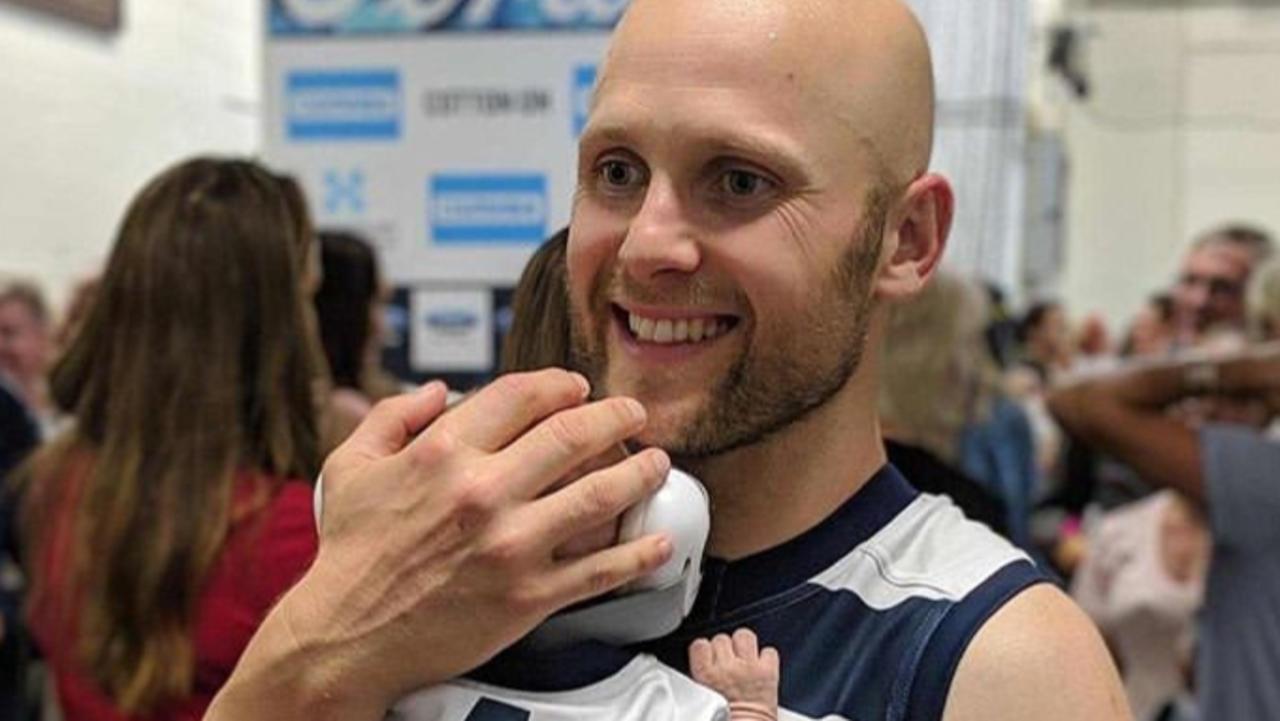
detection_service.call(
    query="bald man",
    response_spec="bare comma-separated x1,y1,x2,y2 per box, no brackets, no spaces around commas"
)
209,2,1129,720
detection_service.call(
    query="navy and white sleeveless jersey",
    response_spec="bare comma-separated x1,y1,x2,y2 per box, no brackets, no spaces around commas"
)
390,644,728,720
391,464,1043,721
643,464,1046,721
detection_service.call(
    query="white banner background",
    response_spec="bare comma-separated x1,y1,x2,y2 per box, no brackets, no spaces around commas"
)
264,0,614,286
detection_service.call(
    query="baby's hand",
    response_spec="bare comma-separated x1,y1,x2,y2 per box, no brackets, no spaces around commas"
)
689,629,779,721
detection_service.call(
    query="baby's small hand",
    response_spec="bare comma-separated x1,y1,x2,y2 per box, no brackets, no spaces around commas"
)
689,629,779,721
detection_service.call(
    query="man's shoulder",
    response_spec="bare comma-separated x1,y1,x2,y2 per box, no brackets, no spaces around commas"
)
826,492,1050,721
943,584,1130,721
729,490,1051,721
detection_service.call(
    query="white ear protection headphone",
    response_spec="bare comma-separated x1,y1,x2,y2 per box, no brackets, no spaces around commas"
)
314,466,711,649
617,468,709,600
527,468,710,649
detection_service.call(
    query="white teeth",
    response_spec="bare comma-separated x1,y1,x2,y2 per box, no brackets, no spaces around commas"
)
673,319,689,342
627,312,729,345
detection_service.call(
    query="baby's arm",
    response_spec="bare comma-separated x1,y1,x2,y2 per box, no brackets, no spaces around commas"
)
689,629,779,721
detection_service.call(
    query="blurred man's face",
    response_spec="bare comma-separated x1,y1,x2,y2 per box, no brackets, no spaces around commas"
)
1172,246,1250,338
0,299,50,386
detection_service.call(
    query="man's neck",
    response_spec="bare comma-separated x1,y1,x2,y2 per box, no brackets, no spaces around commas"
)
684,369,886,560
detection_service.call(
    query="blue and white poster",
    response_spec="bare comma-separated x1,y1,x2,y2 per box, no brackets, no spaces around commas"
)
270,0,627,34
263,0,618,286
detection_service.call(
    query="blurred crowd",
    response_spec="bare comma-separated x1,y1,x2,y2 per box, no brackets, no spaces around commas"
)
0,155,1277,721
880,223,1280,721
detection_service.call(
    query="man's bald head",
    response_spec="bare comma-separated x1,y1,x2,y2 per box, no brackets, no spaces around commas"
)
600,0,936,187
567,0,954,460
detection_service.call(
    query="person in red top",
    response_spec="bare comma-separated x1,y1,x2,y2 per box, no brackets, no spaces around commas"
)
19,157,322,720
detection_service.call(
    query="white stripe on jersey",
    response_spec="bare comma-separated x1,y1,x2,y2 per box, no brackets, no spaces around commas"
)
810,493,1029,610
779,702,899,720
390,654,728,721
778,710,848,720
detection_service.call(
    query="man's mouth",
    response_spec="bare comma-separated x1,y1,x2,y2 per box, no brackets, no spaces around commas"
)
611,303,741,346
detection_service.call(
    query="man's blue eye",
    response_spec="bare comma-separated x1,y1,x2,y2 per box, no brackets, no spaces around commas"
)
601,161,637,187
723,170,768,196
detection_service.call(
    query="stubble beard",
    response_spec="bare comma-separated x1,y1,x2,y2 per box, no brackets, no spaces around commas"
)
569,193,887,462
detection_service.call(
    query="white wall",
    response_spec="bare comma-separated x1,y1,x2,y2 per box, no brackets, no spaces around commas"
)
0,0,262,310
1053,5,1280,330
907,0,1032,300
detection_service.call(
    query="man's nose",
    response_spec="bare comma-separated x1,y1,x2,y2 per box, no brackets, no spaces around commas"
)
617,178,701,282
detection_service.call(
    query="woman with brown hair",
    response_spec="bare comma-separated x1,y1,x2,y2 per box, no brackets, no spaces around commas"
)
21,157,322,720
500,227,570,374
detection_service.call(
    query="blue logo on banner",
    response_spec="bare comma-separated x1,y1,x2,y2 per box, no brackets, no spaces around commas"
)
286,69,401,141
323,168,367,214
270,0,628,35
425,308,481,332
430,174,547,245
572,64,596,137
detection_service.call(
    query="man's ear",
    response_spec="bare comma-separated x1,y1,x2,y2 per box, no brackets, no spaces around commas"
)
875,173,954,300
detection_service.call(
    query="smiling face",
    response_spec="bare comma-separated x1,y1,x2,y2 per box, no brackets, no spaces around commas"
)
566,0,933,459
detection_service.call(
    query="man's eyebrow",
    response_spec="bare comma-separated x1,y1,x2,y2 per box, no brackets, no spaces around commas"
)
580,121,814,181
578,123,633,150
699,132,813,180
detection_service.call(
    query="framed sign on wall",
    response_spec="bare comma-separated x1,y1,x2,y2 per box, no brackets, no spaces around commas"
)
2,0,120,30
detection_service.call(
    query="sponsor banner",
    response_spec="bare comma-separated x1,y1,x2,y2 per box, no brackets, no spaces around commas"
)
430,173,547,245
571,64,596,136
422,87,553,120
270,0,630,35
265,7,613,298
381,285,512,388
265,34,608,284
285,68,401,141
320,167,368,214
409,288,494,372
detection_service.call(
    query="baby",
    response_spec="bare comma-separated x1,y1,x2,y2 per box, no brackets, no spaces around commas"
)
690,629,780,721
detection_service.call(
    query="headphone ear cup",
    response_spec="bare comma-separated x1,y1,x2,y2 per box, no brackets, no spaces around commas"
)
524,469,710,648
617,493,652,547
621,469,710,592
